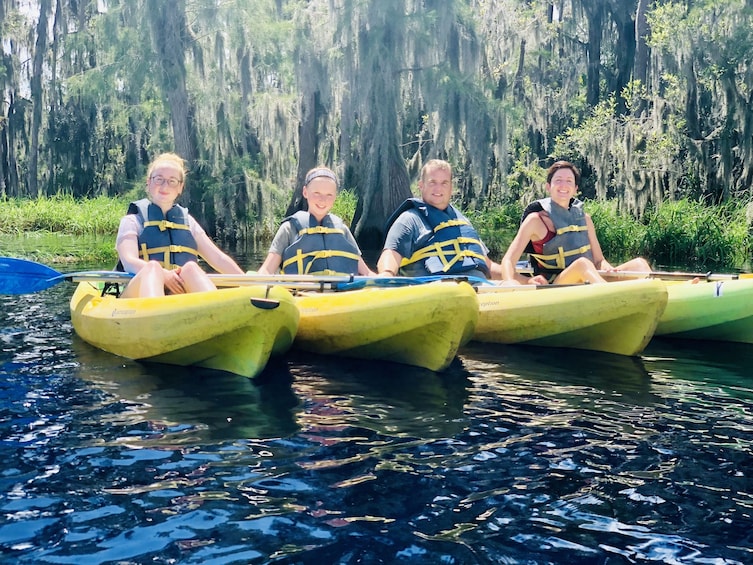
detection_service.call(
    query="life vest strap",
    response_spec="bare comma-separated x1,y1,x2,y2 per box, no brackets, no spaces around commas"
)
555,224,588,236
143,220,192,232
530,243,592,270
433,219,468,232
139,243,199,269
282,248,361,274
297,226,346,236
402,237,488,272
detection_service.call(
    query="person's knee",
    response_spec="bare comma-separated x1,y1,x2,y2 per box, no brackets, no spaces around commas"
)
179,261,204,276
571,257,594,272
141,261,163,276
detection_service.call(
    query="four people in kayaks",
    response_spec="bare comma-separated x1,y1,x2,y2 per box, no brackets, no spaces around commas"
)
115,153,649,296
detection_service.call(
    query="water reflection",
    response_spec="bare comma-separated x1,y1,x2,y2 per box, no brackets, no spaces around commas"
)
72,336,300,443
287,350,471,439
461,341,658,408
644,338,753,392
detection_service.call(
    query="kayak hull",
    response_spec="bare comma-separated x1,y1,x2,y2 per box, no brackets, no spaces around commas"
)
656,278,753,342
472,279,668,356
293,281,479,371
70,282,299,378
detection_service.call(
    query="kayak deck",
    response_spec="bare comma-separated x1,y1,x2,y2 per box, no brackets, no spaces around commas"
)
70,282,299,378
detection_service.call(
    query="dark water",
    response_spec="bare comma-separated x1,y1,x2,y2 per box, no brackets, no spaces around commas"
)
2,283,753,564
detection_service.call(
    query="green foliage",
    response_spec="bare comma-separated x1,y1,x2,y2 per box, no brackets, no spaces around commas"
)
586,200,648,263
465,202,524,257
0,195,127,235
332,189,358,226
642,199,751,270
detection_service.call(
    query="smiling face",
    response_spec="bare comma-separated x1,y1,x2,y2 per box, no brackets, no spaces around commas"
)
147,163,184,212
546,166,578,207
419,164,453,211
303,177,337,222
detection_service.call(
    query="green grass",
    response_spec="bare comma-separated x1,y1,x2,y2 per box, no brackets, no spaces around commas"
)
465,202,524,258
0,194,127,235
640,199,751,270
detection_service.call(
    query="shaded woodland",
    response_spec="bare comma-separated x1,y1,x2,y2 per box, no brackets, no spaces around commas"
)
1,0,752,249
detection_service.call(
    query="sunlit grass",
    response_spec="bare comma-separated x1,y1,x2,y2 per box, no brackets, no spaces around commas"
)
0,194,127,235
640,199,751,270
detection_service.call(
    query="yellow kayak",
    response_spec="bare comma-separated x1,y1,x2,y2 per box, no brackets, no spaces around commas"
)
656,278,753,342
472,279,668,356
70,282,299,378
293,281,479,371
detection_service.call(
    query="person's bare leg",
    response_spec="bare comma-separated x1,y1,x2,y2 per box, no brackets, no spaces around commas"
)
555,257,607,284
614,257,652,272
120,261,166,298
178,261,217,293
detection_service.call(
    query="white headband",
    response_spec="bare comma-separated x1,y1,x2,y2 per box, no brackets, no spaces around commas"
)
305,169,338,187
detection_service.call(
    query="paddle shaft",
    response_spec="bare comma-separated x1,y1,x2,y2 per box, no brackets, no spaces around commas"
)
599,270,744,281
516,262,747,282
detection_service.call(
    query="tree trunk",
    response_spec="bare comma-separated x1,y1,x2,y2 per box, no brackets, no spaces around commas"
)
148,0,200,211
288,89,322,216
29,0,51,198
608,2,636,115
633,0,649,88
350,11,412,250
585,3,603,108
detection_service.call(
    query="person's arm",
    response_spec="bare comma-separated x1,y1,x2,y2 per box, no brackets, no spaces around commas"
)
499,214,546,284
254,222,294,274
115,216,150,274
377,249,402,276
585,214,612,270
191,220,244,274
378,212,419,276
340,225,376,276
357,258,376,276
195,234,244,274
257,253,282,274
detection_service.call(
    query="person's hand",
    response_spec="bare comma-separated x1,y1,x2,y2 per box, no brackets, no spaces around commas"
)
163,267,186,294
529,275,549,285
599,260,616,272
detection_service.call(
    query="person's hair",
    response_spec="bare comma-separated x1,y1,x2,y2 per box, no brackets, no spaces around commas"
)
304,166,338,188
147,152,186,183
546,160,580,185
420,159,452,182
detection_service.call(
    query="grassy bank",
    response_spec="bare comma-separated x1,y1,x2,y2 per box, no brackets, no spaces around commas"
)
1,195,751,271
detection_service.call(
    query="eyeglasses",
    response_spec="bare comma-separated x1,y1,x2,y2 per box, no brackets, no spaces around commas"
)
150,175,182,187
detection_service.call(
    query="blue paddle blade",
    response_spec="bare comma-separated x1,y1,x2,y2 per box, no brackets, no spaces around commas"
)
0,257,131,294
0,257,64,294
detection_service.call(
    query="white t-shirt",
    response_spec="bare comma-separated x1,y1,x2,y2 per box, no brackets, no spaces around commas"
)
115,213,208,250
